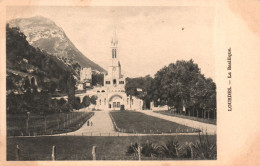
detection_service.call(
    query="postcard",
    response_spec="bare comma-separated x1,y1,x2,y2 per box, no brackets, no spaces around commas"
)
0,0,259,165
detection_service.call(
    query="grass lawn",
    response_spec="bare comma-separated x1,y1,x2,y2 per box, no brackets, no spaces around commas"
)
110,111,199,134
154,111,216,125
7,112,94,136
7,135,216,160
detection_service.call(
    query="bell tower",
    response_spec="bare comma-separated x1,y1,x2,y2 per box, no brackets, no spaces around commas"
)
111,30,118,59
109,30,121,79
104,30,125,88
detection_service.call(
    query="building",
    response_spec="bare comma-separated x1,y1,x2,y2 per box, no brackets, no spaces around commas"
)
88,31,143,110
77,83,84,90
77,67,92,90
80,67,92,82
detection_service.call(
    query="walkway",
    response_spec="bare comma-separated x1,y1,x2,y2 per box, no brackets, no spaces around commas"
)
138,110,216,135
17,110,214,137
63,111,116,136
57,110,200,137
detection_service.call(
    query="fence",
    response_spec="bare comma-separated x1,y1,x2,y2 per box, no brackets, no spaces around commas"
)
7,112,94,136
13,144,142,161
109,112,201,134
8,127,214,138
154,110,217,125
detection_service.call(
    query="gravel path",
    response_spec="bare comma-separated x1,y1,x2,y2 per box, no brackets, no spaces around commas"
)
138,110,217,135
59,110,205,136
12,110,214,137
61,111,117,136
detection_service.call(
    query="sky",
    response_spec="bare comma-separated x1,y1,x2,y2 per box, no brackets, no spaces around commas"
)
7,6,216,80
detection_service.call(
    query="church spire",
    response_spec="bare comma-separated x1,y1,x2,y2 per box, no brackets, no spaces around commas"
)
111,29,118,59
111,29,118,47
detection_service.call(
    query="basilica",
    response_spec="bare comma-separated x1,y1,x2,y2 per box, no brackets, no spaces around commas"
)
87,32,143,111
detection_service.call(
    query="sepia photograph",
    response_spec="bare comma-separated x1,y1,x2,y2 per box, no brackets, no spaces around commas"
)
1,0,260,165
5,6,217,161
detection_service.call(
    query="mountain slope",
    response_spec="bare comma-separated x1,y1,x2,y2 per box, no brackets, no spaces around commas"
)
6,25,75,94
8,16,106,73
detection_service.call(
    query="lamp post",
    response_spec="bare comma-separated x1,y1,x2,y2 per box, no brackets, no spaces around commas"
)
44,114,47,133
26,112,30,135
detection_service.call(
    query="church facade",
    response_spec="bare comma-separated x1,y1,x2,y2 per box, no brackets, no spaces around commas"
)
88,32,143,111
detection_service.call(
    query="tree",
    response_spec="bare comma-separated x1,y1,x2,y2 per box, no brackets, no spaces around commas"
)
125,75,154,109
92,73,104,86
23,76,31,92
90,95,97,105
58,98,67,107
6,25,80,114
67,73,76,111
152,59,216,118
82,95,91,107
6,24,74,95
61,103,72,112
49,99,60,112
43,81,57,93
74,97,82,109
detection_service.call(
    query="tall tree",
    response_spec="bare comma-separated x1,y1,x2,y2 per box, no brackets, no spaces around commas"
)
152,59,216,118
67,72,76,111
82,95,91,107
125,75,154,109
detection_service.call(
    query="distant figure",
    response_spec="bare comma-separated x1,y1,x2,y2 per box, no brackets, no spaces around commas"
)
182,27,184,30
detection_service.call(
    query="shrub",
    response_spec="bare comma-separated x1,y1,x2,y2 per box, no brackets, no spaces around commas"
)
178,142,192,159
82,95,91,107
160,137,181,158
126,141,160,158
191,133,216,159
141,140,160,157
58,98,67,106
125,133,217,160
126,142,139,156
61,103,73,112
90,95,97,105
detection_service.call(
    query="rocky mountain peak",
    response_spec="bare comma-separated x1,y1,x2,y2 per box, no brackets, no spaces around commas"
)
8,16,106,73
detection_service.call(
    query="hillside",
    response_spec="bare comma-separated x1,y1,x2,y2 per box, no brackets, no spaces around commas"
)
6,25,73,94
8,16,106,73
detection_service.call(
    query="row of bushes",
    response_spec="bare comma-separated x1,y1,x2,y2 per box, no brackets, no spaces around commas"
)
126,133,216,160
7,90,98,114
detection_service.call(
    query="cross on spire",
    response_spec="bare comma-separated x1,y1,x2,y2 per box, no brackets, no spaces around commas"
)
111,28,118,46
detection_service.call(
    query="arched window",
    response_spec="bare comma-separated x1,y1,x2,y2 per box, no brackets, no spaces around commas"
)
113,79,116,85
112,49,114,58
101,90,105,92
112,49,117,59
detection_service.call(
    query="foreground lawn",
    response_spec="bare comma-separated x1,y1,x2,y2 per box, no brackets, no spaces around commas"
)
110,111,198,134
7,135,216,160
154,111,216,125
7,112,94,136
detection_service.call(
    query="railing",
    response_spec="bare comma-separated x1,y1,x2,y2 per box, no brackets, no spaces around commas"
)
7,112,94,137
13,144,98,161
108,112,201,134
